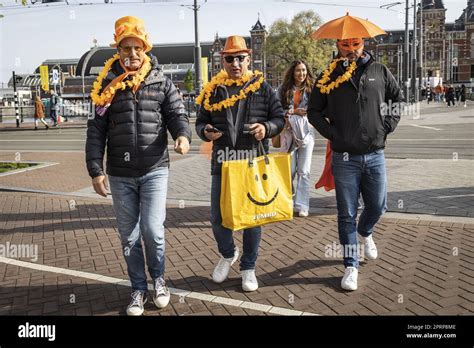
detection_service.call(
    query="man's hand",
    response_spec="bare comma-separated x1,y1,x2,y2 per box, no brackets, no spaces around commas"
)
249,123,266,141
174,136,190,155
204,124,223,141
294,108,307,116
92,175,108,197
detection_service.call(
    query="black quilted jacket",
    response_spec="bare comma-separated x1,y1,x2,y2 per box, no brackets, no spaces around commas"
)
86,54,192,178
196,78,285,175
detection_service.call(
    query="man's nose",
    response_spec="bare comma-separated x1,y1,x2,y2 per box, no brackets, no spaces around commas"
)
231,59,240,67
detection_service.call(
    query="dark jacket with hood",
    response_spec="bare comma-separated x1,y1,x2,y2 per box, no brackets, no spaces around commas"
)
195,76,285,175
86,54,192,178
307,51,403,155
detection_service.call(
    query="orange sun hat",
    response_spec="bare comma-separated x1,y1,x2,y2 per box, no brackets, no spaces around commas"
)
110,16,153,52
220,35,252,55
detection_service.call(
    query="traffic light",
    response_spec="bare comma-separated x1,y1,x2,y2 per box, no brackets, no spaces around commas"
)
428,70,433,77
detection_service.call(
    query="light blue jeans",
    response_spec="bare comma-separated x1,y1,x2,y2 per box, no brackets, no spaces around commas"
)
291,130,315,212
108,167,169,292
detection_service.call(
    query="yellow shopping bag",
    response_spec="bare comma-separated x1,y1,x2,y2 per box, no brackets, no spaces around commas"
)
220,143,293,231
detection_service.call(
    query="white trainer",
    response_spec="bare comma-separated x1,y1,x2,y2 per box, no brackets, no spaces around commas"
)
363,234,378,260
341,266,358,291
298,210,309,217
241,269,259,292
153,277,170,309
126,290,147,316
212,246,239,283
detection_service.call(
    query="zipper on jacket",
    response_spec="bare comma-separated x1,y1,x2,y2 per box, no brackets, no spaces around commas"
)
134,92,139,170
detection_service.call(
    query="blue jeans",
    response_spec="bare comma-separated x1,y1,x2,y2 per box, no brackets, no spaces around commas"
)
291,130,315,212
332,150,387,268
108,167,169,291
211,175,261,271
50,110,57,123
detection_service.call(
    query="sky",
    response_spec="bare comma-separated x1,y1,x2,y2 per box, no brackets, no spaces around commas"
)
0,0,467,84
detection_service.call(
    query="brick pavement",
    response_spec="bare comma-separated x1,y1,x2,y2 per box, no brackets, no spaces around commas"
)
0,191,472,315
1,151,473,216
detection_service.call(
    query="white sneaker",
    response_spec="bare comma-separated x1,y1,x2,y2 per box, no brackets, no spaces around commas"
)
363,234,378,260
126,290,147,316
153,277,170,309
298,210,309,217
241,269,259,292
341,267,358,291
212,246,239,283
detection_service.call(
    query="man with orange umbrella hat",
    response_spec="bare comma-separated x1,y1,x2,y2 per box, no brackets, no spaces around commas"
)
308,13,404,291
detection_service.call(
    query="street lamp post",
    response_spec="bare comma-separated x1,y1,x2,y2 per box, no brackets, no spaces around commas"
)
411,0,418,103
193,0,202,96
403,0,410,102
418,1,424,90
12,71,20,128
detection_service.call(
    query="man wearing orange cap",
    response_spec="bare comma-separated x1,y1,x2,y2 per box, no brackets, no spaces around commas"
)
86,16,192,315
195,36,285,292
308,37,403,291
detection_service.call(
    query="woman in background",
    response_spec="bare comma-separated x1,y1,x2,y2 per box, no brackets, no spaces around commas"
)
34,96,49,130
277,60,315,217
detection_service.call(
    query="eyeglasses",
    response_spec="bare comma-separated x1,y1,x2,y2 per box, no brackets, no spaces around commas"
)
119,45,144,54
223,55,248,64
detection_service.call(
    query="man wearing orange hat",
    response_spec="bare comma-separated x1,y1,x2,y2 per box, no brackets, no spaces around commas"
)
86,16,192,315
308,35,403,291
195,36,285,292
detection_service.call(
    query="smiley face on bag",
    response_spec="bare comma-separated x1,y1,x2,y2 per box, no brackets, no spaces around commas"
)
246,171,279,206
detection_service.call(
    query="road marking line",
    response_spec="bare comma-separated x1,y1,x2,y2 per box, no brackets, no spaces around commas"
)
435,194,474,199
408,124,443,131
0,256,318,316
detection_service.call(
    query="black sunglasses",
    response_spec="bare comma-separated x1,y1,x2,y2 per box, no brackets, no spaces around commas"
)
224,55,248,63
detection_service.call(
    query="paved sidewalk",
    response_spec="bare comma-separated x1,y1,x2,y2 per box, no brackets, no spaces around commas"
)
0,191,473,316
1,152,472,217
0,102,472,316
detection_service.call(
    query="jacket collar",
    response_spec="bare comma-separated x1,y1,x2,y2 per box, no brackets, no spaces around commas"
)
106,53,165,84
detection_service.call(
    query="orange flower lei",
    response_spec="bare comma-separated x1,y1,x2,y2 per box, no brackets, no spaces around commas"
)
90,54,152,106
196,70,264,112
316,57,357,94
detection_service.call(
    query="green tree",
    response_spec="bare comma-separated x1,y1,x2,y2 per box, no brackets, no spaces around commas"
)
380,53,389,66
184,69,194,93
264,10,335,77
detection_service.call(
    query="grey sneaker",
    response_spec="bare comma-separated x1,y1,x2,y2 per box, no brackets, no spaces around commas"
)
153,276,170,309
126,290,147,316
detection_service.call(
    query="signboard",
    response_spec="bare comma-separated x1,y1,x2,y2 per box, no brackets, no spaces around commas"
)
201,57,208,85
39,65,49,92
52,69,59,84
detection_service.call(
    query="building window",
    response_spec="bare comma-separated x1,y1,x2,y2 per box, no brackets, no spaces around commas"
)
471,65,474,79
471,37,474,59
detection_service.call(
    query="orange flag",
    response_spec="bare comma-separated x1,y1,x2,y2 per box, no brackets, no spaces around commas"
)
315,141,335,191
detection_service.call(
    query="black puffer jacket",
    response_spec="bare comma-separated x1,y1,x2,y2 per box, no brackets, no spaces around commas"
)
307,53,403,155
86,54,192,178
196,78,285,175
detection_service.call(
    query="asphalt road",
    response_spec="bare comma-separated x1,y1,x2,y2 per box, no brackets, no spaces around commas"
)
1,104,473,160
